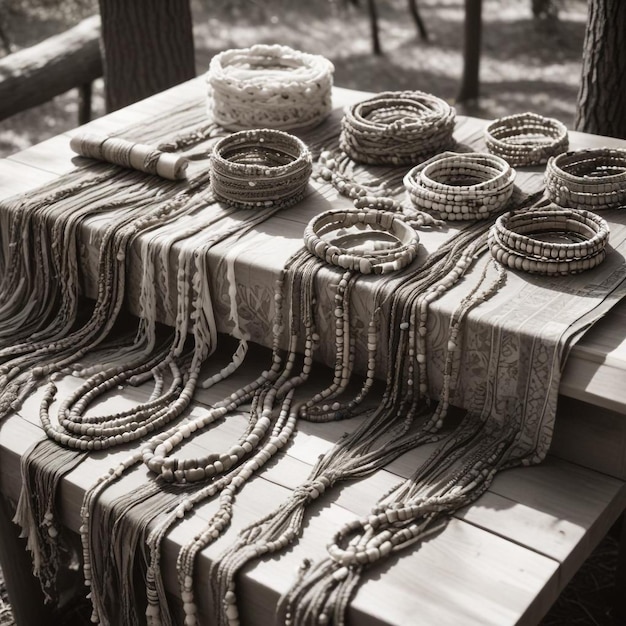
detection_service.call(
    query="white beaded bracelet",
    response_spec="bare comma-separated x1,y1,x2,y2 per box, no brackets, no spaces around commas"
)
206,44,334,131
485,112,568,167
339,90,456,165
404,152,516,221
488,207,609,274
210,128,313,209
303,208,420,274
545,148,626,210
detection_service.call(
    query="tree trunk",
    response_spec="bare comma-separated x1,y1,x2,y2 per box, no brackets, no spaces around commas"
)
575,0,626,139
457,0,482,103
98,0,196,112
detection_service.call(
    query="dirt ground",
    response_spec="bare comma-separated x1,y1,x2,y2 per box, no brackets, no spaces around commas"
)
0,0,588,158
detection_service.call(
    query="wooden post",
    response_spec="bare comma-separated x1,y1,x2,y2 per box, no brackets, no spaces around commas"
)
575,0,626,139
457,0,483,103
615,512,626,618
98,0,196,112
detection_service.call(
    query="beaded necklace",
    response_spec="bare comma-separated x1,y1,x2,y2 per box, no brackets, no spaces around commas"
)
210,209,506,626
279,258,508,626
9,74,342,619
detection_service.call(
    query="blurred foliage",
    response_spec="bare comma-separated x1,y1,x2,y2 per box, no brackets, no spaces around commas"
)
0,0,97,53
0,0,96,22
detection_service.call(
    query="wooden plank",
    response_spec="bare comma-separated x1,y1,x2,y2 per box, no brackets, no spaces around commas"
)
0,344,623,625
156,474,561,626
0,81,626,624
551,395,626,479
0,16,101,122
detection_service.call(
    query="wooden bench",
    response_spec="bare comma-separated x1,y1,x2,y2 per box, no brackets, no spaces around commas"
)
0,80,625,625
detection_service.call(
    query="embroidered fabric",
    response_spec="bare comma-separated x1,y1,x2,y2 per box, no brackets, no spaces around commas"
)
2,88,626,626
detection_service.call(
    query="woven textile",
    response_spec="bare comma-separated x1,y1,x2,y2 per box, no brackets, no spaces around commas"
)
1,87,626,625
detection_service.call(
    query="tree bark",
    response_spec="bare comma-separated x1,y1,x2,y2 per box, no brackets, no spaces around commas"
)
575,0,626,139
98,0,196,112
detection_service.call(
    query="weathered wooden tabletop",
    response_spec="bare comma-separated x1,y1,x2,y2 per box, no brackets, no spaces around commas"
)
0,79,625,626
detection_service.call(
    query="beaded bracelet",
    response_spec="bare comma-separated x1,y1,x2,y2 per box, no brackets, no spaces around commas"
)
485,112,568,167
69,133,189,180
488,207,609,275
303,208,420,274
404,152,516,221
545,148,626,210
339,90,456,165
206,44,334,131
210,128,313,209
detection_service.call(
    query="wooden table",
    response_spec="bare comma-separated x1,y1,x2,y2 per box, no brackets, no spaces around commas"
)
1,80,625,626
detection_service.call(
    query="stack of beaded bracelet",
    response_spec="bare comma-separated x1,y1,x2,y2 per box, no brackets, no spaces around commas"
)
404,151,516,221
545,148,626,210
339,90,456,165
210,128,313,209
488,206,609,274
303,208,420,274
206,44,334,131
485,112,568,167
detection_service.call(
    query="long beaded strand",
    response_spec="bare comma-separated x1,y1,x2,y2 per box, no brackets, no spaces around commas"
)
280,258,508,626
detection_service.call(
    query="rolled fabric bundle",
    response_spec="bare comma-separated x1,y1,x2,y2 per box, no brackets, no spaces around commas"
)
206,44,334,131
545,148,626,210
69,133,189,180
485,112,568,167
488,206,609,275
404,151,516,221
210,128,313,209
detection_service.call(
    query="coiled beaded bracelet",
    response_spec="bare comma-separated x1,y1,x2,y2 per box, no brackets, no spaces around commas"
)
485,112,568,167
404,152,516,220
545,148,626,210
206,44,334,131
488,207,609,274
210,129,313,209
339,90,456,165
303,208,420,274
